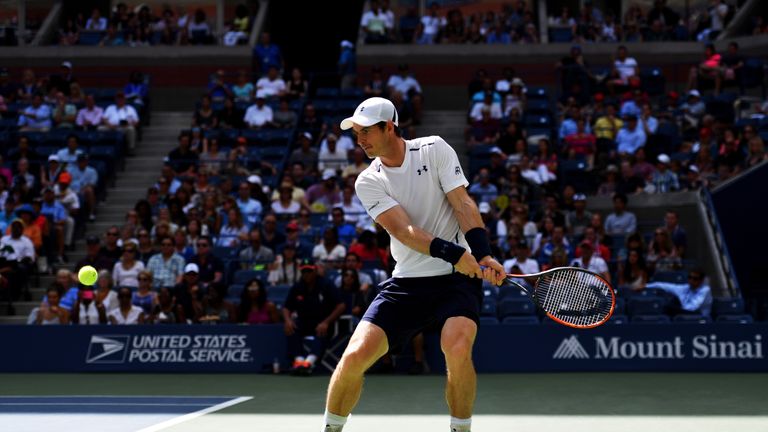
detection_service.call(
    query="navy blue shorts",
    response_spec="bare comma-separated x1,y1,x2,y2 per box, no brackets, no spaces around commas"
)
361,272,483,354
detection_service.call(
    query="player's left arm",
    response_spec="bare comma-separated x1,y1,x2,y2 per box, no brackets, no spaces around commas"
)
445,186,504,285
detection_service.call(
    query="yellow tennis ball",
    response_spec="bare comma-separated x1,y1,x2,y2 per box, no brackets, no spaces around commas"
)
78,265,98,286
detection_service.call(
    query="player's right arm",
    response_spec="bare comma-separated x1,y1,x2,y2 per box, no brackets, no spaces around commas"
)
375,205,482,279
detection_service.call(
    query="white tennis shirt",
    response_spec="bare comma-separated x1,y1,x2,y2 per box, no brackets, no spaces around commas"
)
355,136,469,278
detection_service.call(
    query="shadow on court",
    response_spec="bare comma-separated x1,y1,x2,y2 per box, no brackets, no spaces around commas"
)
1,373,766,417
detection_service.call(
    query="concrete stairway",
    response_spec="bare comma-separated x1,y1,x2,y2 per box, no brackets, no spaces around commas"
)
1,112,189,324
416,110,470,167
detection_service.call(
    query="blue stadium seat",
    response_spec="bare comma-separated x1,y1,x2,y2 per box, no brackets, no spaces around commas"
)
740,58,765,94
267,284,291,306
35,146,59,157
640,67,666,95
213,246,239,261
608,314,629,325
526,86,549,100
240,128,265,143
629,288,667,298
651,271,687,284
498,298,535,317
89,145,120,171
341,87,364,100
501,316,539,325
480,316,500,325
498,283,528,299
315,88,340,99
715,314,754,324
627,297,665,316
549,27,573,43
226,284,244,303
712,297,745,317
523,114,552,128
481,297,497,316
614,297,626,315
233,269,267,285
673,314,712,324
631,314,671,324
78,31,105,45
0,118,17,130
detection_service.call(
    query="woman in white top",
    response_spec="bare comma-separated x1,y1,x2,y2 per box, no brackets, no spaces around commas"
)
217,207,248,248
271,183,301,215
95,269,118,313
200,139,228,175
267,244,301,286
109,287,145,325
34,285,69,325
112,243,145,288
312,228,347,268
72,288,107,324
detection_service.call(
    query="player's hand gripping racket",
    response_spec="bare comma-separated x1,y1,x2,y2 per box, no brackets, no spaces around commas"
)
493,266,616,328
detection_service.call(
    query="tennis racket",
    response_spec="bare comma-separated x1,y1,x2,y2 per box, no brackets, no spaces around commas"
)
494,266,615,329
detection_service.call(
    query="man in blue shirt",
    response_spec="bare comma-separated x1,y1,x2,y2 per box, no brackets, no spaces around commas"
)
252,32,283,75
40,188,68,263
615,114,646,155
647,269,712,316
18,94,52,131
468,168,498,204
55,134,84,168
338,40,357,90
604,192,637,236
68,153,99,222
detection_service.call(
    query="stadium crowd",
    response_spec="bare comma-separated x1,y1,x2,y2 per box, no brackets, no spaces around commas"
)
58,3,253,47
361,0,750,45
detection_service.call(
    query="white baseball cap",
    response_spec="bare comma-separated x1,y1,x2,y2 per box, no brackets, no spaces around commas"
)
340,97,399,130
478,202,491,214
657,153,671,164
184,263,199,274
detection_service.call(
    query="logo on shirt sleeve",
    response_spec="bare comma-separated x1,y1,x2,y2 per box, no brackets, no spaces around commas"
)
455,166,461,175
368,201,380,211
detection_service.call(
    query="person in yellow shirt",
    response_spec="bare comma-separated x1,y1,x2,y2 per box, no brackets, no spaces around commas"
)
593,104,623,140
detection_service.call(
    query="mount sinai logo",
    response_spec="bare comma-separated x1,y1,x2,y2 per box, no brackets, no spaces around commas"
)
552,335,589,359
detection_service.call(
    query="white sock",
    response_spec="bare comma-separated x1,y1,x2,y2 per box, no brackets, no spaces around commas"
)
450,416,471,432
306,354,318,365
323,409,347,431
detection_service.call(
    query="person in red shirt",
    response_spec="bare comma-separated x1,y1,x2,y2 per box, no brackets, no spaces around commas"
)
563,118,596,169
348,229,388,269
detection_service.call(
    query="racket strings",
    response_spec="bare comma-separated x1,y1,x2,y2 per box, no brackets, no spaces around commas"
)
536,270,613,327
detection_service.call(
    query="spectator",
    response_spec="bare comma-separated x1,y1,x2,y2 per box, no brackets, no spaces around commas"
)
470,92,503,122
538,225,571,265
361,0,389,44
318,134,349,171
597,165,619,196
268,243,302,286
330,207,356,241
640,103,658,136
109,286,145,324
167,133,198,176
206,70,232,103
240,278,279,324
306,169,342,212
192,95,218,129
0,219,35,305
149,286,178,324
416,2,446,44
313,227,347,267
71,285,108,325
286,67,308,100
503,240,540,275
136,228,157,264
52,92,77,128
85,8,108,31
687,44,721,94
34,284,69,325
55,173,79,252
565,193,592,239
272,98,297,129
55,135,82,169
618,248,648,292
348,229,387,269
468,168,498,204
124,71,148,107
681,90,706,127
38,188,67,264
571,240,610,283
720,41,744,85
272,182,302,215
594,104,623,141
112,242,145,288
604,193,637,237
199,139,227,176
132,270,159,316
336,185,369,229
646,227,681,272
297,103,324,138
146,237,185,289
186,9,211,44
283,258,345,373
189,236,225,286
98,226,123,268
649,154,679,193
342,148,369,179
200,283,238,324
256,66,286,99
243,92,273,128
615,114,646,156
606,46,639,95
68,154,98,222
173,263,204,323
100,91,139,155
563,118,596,169
239,228,275,269
18,93,52,131
75,235,113,272
576,226,611,262
647,269,712,316
386,64,423,120
231,70,254,103
217,207,248,248
252,32,283,75
260,214,286,252
339,40,357,90
745,136,767,168
75,94,103,130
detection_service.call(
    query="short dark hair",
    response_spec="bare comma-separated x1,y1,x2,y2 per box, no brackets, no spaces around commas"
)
613,193,628,205
375,121,401,137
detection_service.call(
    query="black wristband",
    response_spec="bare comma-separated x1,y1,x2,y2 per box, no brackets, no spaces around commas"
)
429,238,465,265
465,227,492,262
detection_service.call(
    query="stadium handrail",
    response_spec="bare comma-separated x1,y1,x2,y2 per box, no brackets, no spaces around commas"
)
698,187,740,298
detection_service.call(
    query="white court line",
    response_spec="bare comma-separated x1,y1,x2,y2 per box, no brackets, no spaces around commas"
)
0,395,245,398
135,396,253,432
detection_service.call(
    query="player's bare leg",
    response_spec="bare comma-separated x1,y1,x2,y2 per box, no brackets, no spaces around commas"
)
324,321,389,430
441,316,478,431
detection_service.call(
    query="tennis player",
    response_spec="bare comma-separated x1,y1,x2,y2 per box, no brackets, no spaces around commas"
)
322,97,505,432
